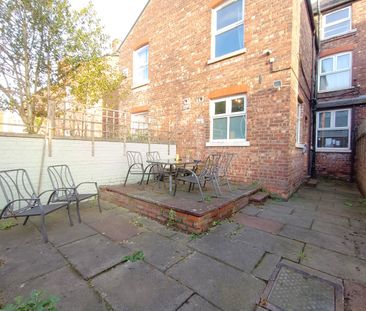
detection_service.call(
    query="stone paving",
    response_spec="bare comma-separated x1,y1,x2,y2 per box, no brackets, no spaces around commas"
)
0,179,366,311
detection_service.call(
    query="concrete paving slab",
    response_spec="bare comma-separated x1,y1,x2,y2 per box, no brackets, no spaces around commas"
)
178,294,221,311
302,244,366,284
88,214,142,242
257,210,313,228
292,210,350,227
240,205,263,216
312,219,363,238
135,216,178,238
0,242,66,289
59,235,130,279
92,261,192,311
0,223,43,252
233,213,283,234
44,222,98,247
167,252,266,311
206,222,241,237
262,203,294,215
1,266,106,311
280,224,355,256
233,227,304,261
125,232,192,271
189,233,264,272
252,253,281,281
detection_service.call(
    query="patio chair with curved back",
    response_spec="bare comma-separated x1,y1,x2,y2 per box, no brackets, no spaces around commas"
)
47,165,101,223
217,152,235,191
174,153,222,201
145,151,166,185
0,169,72,242
124,151,146,186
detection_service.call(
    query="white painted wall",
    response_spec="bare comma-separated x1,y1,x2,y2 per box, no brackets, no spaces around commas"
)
0,135,176,207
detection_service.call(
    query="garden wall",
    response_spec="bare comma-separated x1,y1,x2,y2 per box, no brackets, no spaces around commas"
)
355,120,366,196
0,134,175,206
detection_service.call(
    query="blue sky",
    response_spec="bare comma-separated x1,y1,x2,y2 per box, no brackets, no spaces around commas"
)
71,0,149,45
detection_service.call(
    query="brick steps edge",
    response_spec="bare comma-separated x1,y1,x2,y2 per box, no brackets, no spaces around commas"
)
250,191,270,203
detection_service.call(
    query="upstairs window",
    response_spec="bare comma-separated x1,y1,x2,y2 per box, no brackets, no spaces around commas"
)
131,112,148,134
322,7,351,39
296,103,303,146
316,109,351,151
212,0,245,59
133,45,149,86
319,52,352,92
210,95,247,142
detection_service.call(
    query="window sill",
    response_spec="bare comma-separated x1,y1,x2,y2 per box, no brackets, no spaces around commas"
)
316,148,351,153
206,140,250,147
132,81,150,90
318,86,354,94
295,143,305,149
207,48,247,65
321,29,357,42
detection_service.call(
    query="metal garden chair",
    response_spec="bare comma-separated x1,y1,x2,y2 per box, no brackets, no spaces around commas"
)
145,151,168,185
47,165,102,223
124,151,146,186
0,169,72,243
173,154,222,201
217,152,235,191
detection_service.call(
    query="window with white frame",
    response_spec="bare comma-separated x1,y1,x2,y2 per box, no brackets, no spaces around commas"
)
212,0,245,59
318,52,352,92
322,6,351,40
316,109,351,151
133,45,149,86
131,112,148,134
296,103,303,145
210,95,247,142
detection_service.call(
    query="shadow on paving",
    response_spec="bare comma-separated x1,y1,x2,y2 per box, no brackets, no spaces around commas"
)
0,179,365,311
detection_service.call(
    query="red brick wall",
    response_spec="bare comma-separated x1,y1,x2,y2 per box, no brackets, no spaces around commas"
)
315,1,366,180
118,0,314,198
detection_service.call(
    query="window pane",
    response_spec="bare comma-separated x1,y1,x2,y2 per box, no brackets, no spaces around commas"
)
229,115,245,139
215,101,226,114
335,110,348,127
318,112,331,128
215,24,244,58
213,118,227,139
324,20,351,38
137,46,148,64
317,129,349,148
231,97,245,112
321,58,333,73
337,54,350,70
319,71,350,91
325,8,349,24
216,0,243,31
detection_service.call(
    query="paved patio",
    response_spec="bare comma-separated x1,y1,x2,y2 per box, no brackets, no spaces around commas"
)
0,179,366,311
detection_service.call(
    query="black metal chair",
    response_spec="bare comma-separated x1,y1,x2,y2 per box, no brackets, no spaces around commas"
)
217,153,235,192
174,154,222,201
145,151,168,186
0,169,72,243
124,151,146,186
47,165,102,223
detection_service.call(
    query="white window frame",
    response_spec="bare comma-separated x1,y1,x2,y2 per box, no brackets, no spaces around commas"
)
318,52,352,93
211,0,245,61
322,6,352,40
207,94,249,147
296,103,304,147
131,111,149,134
133,45,149,87
316,108,352,152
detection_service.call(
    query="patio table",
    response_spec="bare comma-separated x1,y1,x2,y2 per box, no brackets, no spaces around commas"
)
146,159,199,194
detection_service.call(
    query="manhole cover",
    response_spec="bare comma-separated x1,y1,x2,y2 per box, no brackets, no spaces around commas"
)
259,261,343,311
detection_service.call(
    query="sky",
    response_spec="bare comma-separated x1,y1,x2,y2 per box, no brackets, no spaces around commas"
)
71,0,149,48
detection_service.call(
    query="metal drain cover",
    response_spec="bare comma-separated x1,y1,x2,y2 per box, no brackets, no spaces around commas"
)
259,261,343,311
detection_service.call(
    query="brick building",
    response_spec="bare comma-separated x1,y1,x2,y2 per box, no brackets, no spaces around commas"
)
116,0,365,198
313,0,366,180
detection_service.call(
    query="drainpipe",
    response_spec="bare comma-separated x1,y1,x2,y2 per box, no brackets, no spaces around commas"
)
309,0,321,178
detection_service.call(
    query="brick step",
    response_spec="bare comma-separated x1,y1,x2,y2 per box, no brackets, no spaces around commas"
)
250,191,269,203
306,178,318,188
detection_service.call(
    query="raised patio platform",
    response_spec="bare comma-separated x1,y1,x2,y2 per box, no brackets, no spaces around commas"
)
100,182,260,233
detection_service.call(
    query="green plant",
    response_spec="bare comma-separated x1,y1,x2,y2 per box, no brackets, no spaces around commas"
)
0,219,18,231
0,290,59,311
344,201,353,208
204,195,212,202
167,209,176,226
297,250,307,261
131,218,144,228
189,233,203,241
358,198,366,206
211,220,222,227
270,193,284,202
123,251,144,263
